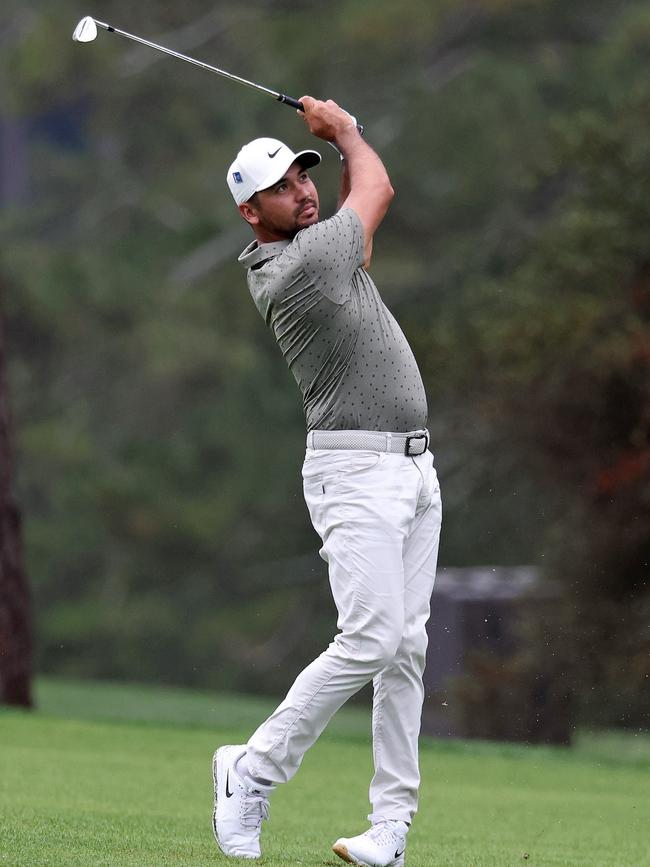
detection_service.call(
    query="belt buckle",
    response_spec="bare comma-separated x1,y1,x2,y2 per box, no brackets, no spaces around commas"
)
405,431,429,456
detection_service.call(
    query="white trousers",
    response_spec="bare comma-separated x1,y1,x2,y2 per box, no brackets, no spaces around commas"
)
246,447,442,823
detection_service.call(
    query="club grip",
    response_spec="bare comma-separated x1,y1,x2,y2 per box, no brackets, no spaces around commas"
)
278,94,364,136
277,94,304,111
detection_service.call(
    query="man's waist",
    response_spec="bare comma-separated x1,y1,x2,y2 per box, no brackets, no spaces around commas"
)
306,428,430,457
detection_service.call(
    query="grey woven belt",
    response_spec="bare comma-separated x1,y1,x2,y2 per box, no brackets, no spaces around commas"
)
306,428,430,457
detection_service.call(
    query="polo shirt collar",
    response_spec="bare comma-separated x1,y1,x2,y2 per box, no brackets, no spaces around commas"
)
239,239,291,269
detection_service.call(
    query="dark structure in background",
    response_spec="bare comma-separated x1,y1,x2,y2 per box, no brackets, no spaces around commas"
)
422,567,572,745
248,557,571,745
0,303,32,708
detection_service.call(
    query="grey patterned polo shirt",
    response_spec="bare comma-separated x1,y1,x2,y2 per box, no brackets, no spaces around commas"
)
238,208,428,432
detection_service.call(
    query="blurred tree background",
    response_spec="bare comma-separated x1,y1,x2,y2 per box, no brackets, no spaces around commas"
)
1,0,647,727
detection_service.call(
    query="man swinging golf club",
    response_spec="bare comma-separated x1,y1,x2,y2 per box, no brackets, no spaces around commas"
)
214,96,442,867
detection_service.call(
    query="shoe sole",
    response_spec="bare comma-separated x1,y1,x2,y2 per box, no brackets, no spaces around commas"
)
211,749,223,851
332,841,405,867
213,746,241,855
332,843,357,864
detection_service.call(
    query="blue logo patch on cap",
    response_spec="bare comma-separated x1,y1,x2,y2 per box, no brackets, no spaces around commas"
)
232,171,243,184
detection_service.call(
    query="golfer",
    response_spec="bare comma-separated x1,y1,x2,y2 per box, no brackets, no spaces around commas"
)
213,96,442,867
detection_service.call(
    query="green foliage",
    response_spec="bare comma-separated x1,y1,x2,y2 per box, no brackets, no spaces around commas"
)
1,0,648,722
426,38,649,722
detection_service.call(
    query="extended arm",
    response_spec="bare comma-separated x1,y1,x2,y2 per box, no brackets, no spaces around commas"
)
300,97,394,267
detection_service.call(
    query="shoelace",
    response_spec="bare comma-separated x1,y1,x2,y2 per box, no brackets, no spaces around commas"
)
365,822,405,847
240,791,270,830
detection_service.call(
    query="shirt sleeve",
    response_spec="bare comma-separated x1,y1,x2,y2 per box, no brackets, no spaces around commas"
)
294,208,365,304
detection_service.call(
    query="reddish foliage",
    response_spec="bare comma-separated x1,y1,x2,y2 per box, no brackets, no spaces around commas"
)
595,448,650,496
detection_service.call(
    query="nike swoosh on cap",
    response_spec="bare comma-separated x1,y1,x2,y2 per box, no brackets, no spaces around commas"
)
267,147,282,158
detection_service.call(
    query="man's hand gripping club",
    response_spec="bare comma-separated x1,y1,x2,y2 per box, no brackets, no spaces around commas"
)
298,96,394,268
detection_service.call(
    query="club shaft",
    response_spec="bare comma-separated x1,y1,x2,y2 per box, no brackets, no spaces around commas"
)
92,18,295,105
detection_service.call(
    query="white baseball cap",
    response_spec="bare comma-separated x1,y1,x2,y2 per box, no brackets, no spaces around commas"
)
227,137,321,205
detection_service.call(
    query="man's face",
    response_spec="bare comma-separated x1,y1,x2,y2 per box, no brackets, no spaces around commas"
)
240,161,320,241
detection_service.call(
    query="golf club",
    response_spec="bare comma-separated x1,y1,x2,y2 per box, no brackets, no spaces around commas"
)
72,16,363,133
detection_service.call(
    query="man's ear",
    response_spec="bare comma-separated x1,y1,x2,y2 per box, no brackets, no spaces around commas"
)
239,202,259,226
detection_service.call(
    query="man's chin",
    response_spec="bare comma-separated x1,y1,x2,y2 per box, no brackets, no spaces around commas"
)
296,209,319,228
282,210,319,239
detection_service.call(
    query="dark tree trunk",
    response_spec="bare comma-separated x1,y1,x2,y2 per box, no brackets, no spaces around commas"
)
0,304,32,707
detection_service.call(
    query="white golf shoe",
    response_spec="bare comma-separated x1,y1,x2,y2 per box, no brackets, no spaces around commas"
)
332,820,409,866
212,745,272,859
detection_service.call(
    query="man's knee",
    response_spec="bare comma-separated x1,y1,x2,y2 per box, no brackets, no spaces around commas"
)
391,625,429,672
337,612,404,670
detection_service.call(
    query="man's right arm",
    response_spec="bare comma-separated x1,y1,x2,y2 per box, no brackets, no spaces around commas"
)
300,97,394,267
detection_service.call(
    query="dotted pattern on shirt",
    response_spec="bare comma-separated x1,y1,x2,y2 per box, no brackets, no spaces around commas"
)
242,209,428,433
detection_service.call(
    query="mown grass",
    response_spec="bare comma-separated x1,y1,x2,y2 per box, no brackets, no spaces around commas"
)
0,678,648,866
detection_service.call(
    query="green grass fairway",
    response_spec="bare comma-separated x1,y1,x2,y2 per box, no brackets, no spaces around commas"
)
1,680,648,866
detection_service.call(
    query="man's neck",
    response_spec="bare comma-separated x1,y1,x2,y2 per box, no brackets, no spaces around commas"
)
253,227,297,245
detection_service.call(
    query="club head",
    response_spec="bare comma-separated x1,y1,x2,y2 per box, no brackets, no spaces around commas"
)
72,16,98,43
